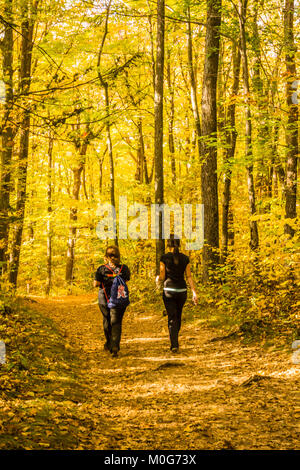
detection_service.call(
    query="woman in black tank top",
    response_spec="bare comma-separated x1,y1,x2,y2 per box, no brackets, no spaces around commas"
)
156,235,198,353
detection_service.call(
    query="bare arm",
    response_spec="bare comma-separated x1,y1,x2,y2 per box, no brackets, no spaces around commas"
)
155,262,165,287
185,263,198,305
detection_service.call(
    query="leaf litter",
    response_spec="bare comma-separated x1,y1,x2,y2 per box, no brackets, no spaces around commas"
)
0,294,299,450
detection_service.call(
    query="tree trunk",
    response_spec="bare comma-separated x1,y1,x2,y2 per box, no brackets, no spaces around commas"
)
187,6,201,153
0,0,14,273
284,0,298,237
65,165,84,288
166,49,176,185
136,117,151,185
9,1,36,287
200,0,222,282
97,0,118,246
147,0,156,93
65,140,88,289
238,0,259,251
98,147,107,195
252,0,271,205
154,0,165,273
104,84,117,245
272,118,285,194
139,119,150,185
270,70,285,194
46,134,54,296
221,42,241,263
135,118,144,183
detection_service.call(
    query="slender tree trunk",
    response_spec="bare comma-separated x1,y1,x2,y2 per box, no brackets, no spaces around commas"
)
270,71,285,193
82,165,89,200
221,43,241,263
272,118,285,193
97,0,118,246
66,166,84,288
0,0,14,273
135,118,144,183
138,119,150,185
200,0,222,282
238,0,259,251
284,0,298,237
104,84,117,245
136,117,150,184
147,0,156,94
9,0,36,287
65,141,88,289
252,0,271,205
154,0,165,273
46,134,54,295
187,6,201,153
98,147,107,195
9,116,31,287
166,50,176,184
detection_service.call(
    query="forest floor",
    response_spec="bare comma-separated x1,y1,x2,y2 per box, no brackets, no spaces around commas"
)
0,293,299,450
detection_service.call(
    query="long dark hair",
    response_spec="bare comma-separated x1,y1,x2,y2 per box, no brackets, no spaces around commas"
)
105,245,120,265
167,234,180,265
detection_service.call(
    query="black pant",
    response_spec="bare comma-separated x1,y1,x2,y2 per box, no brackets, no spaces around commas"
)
98,290,126,351
163,290,187,349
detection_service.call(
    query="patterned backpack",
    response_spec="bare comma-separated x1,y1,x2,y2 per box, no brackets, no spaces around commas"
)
103,265,130,309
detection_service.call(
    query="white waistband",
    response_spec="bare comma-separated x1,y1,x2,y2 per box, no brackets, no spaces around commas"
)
163,287,187,293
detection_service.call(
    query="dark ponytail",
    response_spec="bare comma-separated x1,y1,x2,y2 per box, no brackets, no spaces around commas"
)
173,245,180,265
167,234,180,265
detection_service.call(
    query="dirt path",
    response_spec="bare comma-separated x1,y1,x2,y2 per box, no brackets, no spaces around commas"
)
31,294,299,450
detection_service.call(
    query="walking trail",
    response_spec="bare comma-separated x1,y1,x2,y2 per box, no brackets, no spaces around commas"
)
29,294,299,450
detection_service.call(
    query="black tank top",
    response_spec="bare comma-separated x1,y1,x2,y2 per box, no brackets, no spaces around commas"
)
160,252,190,290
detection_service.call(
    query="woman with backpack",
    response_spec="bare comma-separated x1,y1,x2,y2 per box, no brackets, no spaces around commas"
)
156,235,198,353
94,245,130,357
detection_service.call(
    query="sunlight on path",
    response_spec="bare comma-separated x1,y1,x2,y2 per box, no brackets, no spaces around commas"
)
30,294,300,450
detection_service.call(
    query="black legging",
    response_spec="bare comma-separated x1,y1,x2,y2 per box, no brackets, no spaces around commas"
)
163,290,187,349
98,290,126,352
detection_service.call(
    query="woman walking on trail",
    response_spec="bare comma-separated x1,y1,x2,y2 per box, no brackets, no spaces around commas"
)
94,246,130,357
156,235,198,353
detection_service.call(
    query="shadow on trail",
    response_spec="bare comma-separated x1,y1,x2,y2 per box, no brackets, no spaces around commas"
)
12,294,299,451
